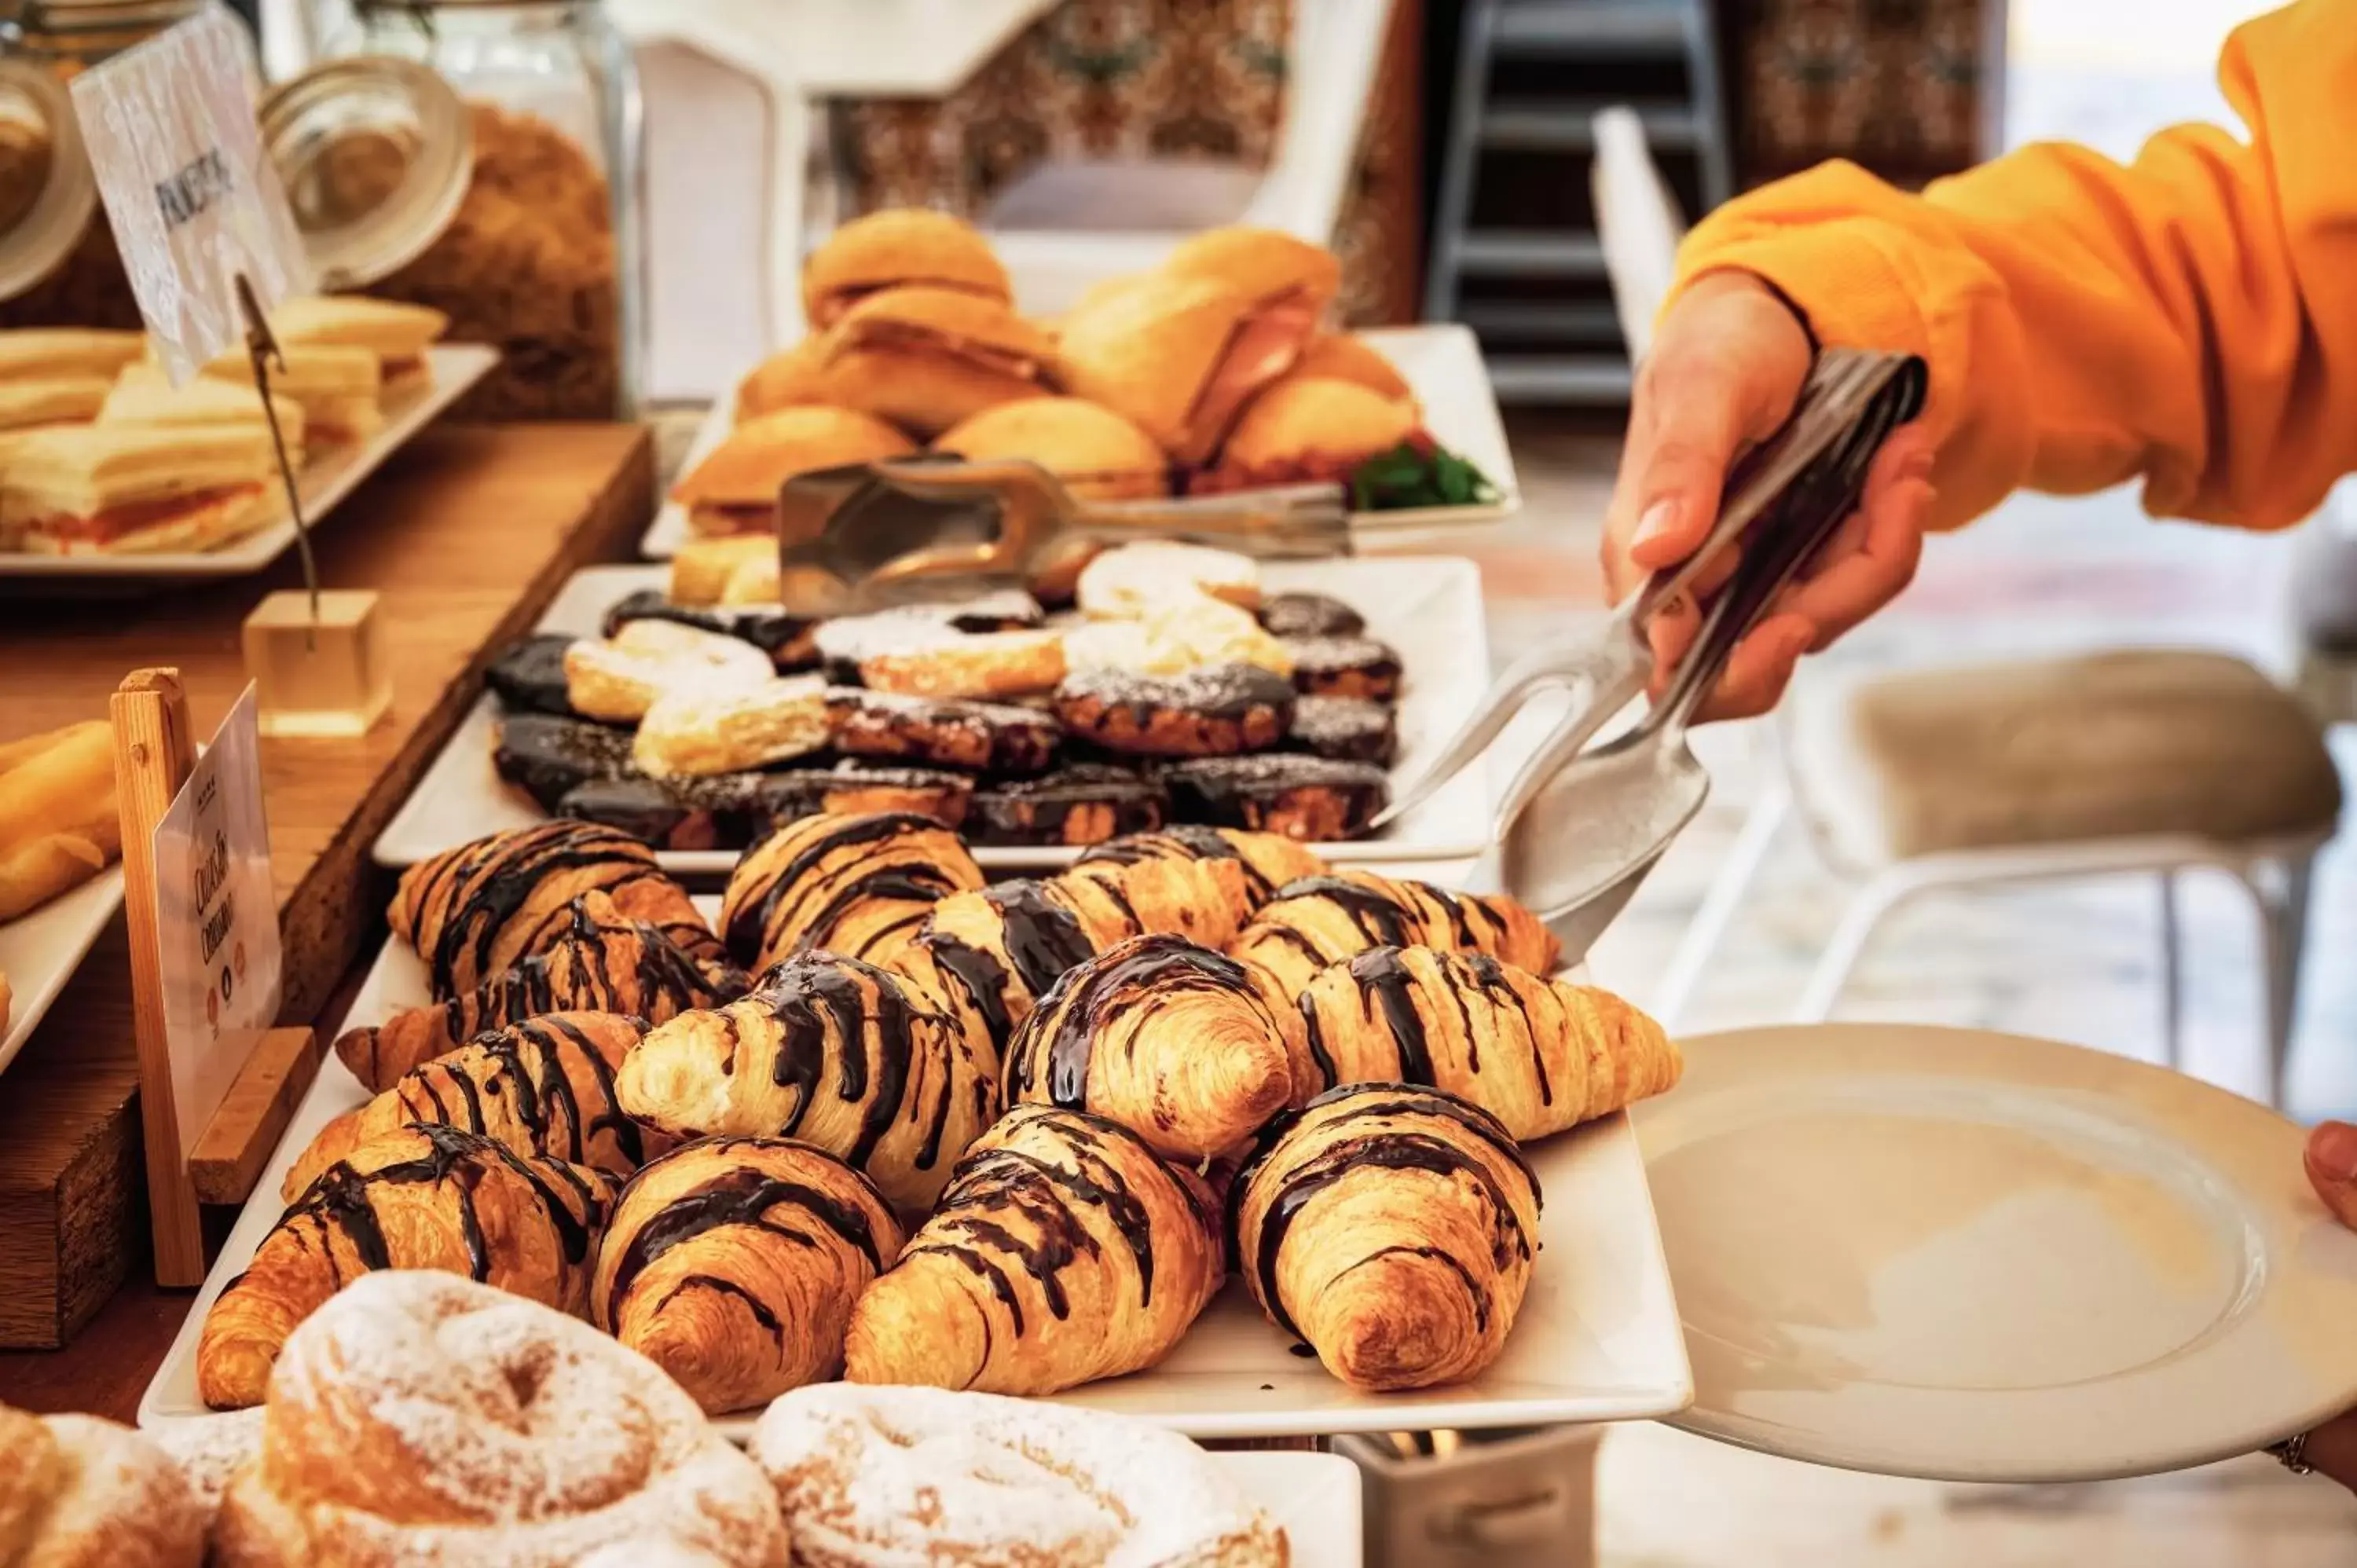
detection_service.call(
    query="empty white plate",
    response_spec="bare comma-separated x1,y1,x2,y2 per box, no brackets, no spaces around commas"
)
1635,1022,2357,1484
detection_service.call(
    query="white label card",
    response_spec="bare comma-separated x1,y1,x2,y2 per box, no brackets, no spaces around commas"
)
152,683,284,1156
68,5,312,383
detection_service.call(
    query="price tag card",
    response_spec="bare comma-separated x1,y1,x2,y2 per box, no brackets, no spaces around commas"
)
68,6,310,382
151,683,283,1156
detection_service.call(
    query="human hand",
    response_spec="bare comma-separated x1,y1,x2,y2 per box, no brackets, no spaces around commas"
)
2292,1123,2357,1489
1600,270,1939,720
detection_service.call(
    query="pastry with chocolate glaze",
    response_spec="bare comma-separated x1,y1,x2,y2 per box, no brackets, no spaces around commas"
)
601,588,823,673
196,1124,618,1409
721,811,985,974
615,954,997,1212
485,633,588,718
1005,934,1303,1161
760,760,976,830
1282,634,1402,702
1288,694,1397,766
843,1105,1222,1395
1053,665,1295,758
1164,753,1389,841
1298,947,1680,1135
341,892,748,1093
967,762,1166,848
1228,871,1561,995
284,1011,659,1203
1072,825,1329,929
591,1137,905,1414
495,712,639,814
1230,1083,1540,1391
554,773,786,853
830,688,1061,775
1257,590,1363,639
390,822,720,999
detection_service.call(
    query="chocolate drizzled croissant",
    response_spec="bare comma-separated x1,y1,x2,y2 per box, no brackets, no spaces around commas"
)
844,1105,1221,1396
284,1012,660,1203
337,892,749,1094
1230,1083,1541,1392
615,954,996,1212
720,811,985,974
1298,947,1680,1138
1227,872,1561,994
391,821,720,999
1071,826,1329,929
196,1123,617,1409
592,1136,905,1415
1005,935,1302,1161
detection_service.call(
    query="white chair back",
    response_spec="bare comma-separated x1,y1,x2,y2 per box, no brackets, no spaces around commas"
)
1241,0,1397,242
1589,106,1686,362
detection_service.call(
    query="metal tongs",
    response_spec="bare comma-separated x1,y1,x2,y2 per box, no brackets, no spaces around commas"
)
1409,349,1928,961
772,455,1353,617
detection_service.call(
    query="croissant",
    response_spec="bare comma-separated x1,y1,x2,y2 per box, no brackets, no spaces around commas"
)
1071,825,1329,928
844,1105,1222,1395
196,1124,617,1409
1005,934,1301,1161
720,809,985,973
390,820,720,998
889,859,1240,1048
591,1135,906,1414
1297,947,1681,1137
615,953,996,1212
1230,1083,1541,1391
1227,871,1561,993
284,1012,660,1203
336,892,749,1092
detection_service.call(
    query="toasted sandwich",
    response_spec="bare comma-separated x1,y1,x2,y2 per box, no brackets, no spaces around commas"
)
101,363,308,464
200,343,383,445
1053,272,1307,466
934,396,1168,501
0,328,147,383
1290,332,1415,407
802,208,1013,328
816,285,1058,438
669,405,915,538
267,295,448,400
1188,376,1421,495
0,377,109,433
2,423,277,555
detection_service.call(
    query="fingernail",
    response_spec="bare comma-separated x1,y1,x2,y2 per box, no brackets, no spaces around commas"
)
2311,1122,2357,1182
1633,499,1680,548
1899,448,1936,482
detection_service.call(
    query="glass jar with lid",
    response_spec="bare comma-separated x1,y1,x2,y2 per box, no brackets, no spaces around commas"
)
266,1,643,419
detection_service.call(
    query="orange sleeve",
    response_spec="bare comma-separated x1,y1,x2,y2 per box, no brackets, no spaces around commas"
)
1670,0,2357,533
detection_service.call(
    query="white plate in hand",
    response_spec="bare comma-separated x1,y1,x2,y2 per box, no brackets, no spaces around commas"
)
140,902,1691,1442
1636,1022,2357,1483
372,556,1492,875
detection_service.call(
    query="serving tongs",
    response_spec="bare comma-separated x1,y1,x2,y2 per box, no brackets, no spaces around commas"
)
1424,349,1929,962
772,454,1353,617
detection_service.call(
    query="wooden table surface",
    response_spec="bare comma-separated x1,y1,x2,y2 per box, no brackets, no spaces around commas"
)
0,421,652,1370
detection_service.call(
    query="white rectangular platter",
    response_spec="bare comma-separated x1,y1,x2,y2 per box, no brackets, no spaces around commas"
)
0,866,123,1078
138,898,1692,1442
638,323,1520,559
0,344,498,583
373,556,1493,875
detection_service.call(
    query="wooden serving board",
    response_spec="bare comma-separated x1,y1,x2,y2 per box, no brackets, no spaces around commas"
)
0,423,652,1350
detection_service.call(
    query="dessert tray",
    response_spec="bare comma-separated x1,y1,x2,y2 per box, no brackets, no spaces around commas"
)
640,324,1522,561
0,866,123,1077
0,343,497,584
372,557,1494,874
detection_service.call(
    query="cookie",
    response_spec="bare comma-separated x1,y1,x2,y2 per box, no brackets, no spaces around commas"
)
485,634,584,719
1282,634,1402,702
812,592,1047,680
858,628,1068,701
1053,665,1296,757
1287,694,1398,767
493,713,640,812
632,676,835,778
1164,754,1389,841
563,620,774,723
969,762,1168,847
1076,541,1260,618
1259,591,1364,639
831,689,1062,775
602,588,821,672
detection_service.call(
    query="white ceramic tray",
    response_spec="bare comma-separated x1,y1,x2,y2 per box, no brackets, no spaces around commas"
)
372,557,1493,875
1227,1451,1362,1568
0,344,497,582
138,901,1692,1442
1637,1022,2357,1484
0,866,123,1077
638,324,1521,559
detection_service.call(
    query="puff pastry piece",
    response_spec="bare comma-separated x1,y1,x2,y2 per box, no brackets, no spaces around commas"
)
283,1012,658,1203
719,809,985,973
563,619,772,723
1299,947,1681,1137
845,1105,1222,1395
196,1125,617,1409
1006,934,1299,1161
1231,1083,1541,1391
338,892,747,1093
616,953,997,1212
1072,824,1328,929
1228,871,1560,994
592,1136,904,1414
0,1405,208,1568
390,820,720,998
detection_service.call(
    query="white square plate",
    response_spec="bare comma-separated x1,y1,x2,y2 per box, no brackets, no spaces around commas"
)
639,323,1519,559
0,866,123,1078
139,900,1691,1442
1222,1451,1362,1567
0,345,498,583
372,556,1492,875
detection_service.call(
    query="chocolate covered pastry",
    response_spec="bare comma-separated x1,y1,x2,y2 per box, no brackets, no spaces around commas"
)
1282,635,1402,702
495,712,639,812
830,688,1061,775
1258,591,1364,639
1164,753,1389,841
1052,665,1295,758
1287,694,1398,766
967,763,1167,847
486,634,588,719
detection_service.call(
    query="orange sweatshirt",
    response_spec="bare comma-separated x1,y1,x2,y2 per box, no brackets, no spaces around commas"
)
1672,0,2357,534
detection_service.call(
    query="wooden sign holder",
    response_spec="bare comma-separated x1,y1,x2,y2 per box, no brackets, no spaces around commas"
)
112,668,322,1286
